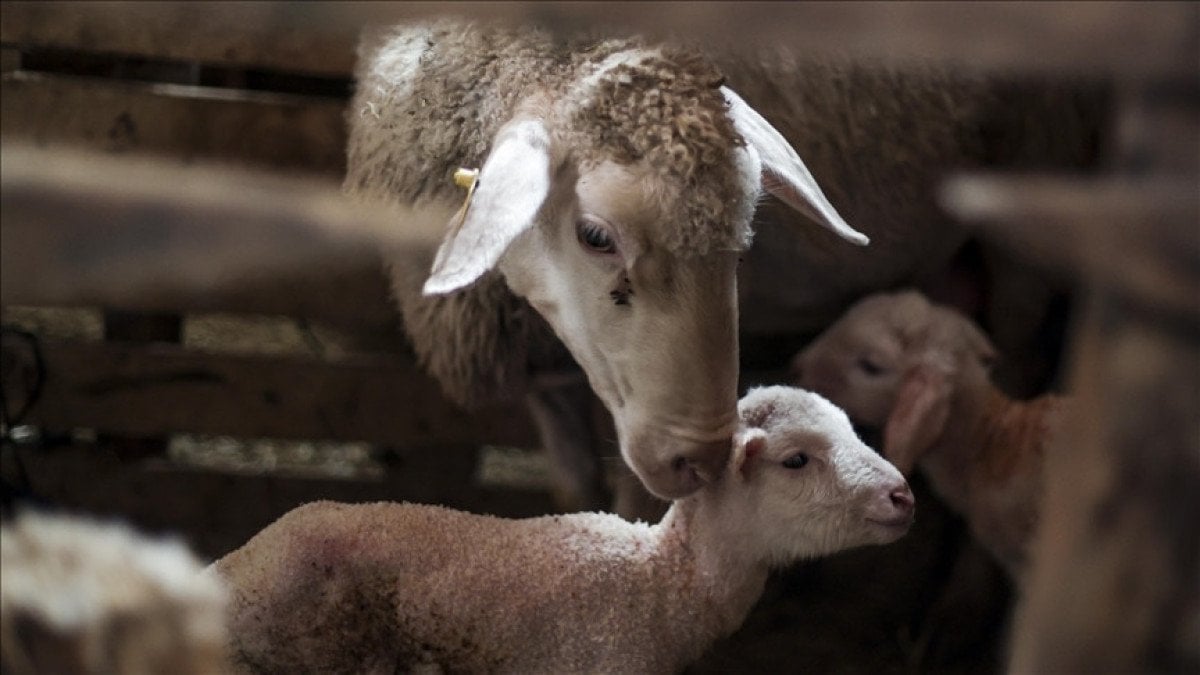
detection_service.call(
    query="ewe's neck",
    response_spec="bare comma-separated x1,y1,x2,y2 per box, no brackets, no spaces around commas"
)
926,373,1059,512
655,486,770,637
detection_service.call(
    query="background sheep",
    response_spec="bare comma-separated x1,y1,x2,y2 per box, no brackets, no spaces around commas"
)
792,289,1066,580
211,386,913,674
343,20,869,504
0,511,229,675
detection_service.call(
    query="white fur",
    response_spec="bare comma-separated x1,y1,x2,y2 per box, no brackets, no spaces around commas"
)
0,512,229,674
212,386,912,674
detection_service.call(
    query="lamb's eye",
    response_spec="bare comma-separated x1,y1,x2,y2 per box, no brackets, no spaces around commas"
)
782,453,809,470
576,217,617,254
857,357,885,376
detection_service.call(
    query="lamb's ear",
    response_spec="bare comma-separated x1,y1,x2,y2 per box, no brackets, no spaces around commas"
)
883,364,951,475
731,427,767,477
721,85,868,246
423,119,554,295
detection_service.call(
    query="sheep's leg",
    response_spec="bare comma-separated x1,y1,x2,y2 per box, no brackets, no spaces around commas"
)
524,382,610,513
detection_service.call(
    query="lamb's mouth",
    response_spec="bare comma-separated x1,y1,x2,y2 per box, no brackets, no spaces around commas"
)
866,515,914,533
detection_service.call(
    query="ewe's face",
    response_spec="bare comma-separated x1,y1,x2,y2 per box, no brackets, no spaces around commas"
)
502,158,755,499
734,388,914,563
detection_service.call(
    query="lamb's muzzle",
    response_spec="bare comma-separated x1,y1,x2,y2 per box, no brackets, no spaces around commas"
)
865,480,916,531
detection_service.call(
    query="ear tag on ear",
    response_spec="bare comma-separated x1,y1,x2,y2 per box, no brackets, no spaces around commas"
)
446,167,480,239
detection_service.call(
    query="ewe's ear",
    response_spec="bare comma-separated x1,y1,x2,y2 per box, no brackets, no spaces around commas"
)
732,427,767,477
423,119,554,295
883,364,951,475
720,86,868,246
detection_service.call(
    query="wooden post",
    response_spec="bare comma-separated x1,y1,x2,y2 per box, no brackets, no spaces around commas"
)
99,310,183,460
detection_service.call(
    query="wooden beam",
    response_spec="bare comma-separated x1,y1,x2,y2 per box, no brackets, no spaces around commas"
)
0,1,363,77
3,1,1195,80
0,144,454,314
19,339,540,448
1,71,348,174
3,441,558,561
941,174,1200,320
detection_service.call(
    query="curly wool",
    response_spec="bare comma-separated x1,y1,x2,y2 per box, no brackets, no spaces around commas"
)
564,48,751,254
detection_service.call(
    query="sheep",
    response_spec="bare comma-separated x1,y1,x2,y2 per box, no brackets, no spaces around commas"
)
792,289,1067,581
717,51,1106,338
211,386,914,674
343,20,870,504
0,511,229,675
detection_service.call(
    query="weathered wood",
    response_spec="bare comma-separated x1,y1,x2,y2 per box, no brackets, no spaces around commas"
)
0,1,363,77
2,440,558,561
948,88,1200,672
2,1,1195,80
21,339,539,449
4,265,403,343
0,47,18,73
1007,290,1200,673
941,174,1200,321
0,144,453,314
1,71,347,173
99,310,184,460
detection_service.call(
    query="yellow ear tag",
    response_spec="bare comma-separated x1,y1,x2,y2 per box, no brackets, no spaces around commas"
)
447,167,480,237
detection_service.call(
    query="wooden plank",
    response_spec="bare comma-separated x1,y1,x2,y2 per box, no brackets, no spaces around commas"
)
941,173,1200,320
0,144,454,314
3,441,559,561
21,339,540,449
2,1,1195,80
0,1,363,77
98,310,185,460
0,47,18,73
1,71,347,174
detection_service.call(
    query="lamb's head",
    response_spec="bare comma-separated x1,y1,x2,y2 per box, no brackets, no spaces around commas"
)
423,45,867,500
791,290,997,474
721,386,913,564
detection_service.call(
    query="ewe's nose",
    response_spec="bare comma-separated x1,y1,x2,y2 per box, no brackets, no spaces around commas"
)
629,436,731,500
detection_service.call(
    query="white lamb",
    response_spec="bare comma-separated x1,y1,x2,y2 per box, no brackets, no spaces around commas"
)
211,386,914,673
0,511,229,675
793,290,1067,581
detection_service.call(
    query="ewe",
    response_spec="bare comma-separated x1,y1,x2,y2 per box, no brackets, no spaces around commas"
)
345,20,867,504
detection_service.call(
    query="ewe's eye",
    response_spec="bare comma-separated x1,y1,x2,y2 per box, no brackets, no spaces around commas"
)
782,453,809,470
856,356,885,377
576,216,617,255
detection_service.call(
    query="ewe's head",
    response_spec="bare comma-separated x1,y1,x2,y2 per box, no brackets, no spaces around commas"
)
792,290,997,474
422,42,867,500
724,386,913,564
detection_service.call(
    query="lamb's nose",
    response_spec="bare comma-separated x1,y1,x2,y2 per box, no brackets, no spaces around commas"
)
889,485,915,517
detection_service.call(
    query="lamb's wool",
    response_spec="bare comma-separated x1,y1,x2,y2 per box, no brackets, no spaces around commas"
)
212,387,912,673
0,512,228,675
